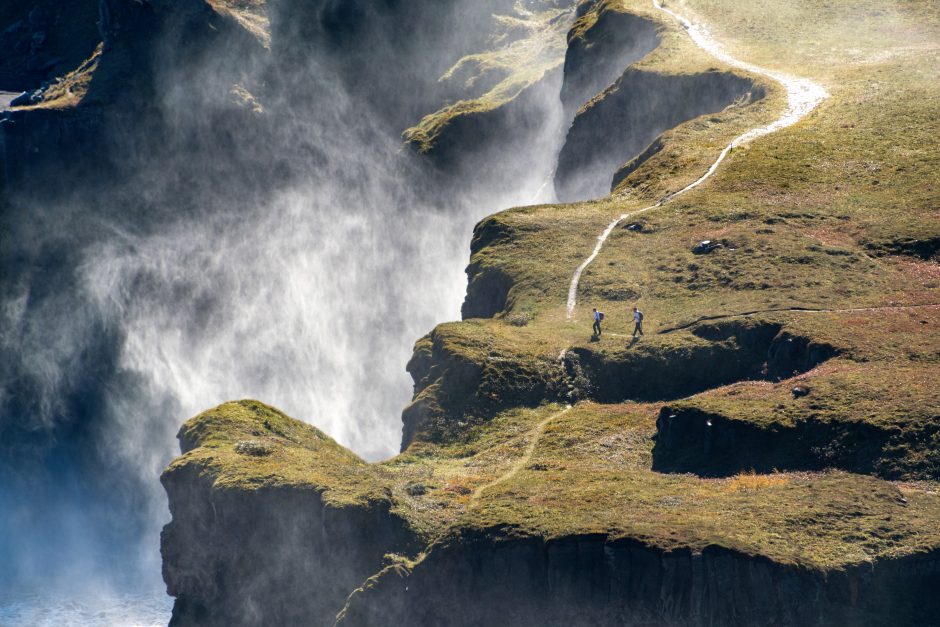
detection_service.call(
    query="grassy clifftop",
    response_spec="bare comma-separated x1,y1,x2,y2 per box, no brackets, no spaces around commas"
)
169,398,940,571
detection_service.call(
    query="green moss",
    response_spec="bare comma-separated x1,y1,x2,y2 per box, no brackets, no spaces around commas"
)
167,400,388,507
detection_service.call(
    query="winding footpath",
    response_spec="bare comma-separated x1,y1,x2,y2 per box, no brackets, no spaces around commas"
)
468,405,571,506
334,406,572,624
566,0,829,318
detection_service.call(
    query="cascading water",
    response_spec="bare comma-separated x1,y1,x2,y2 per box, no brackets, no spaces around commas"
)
0,1,574,623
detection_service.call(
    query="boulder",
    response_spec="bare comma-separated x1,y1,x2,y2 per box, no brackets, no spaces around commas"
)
791,385,811,398
692,240,722,254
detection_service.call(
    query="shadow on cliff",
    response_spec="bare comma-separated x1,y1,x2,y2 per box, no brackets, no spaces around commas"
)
402,319,837,450
336,529,940,626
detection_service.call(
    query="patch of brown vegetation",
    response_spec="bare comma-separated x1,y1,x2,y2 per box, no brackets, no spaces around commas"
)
721,469,789,492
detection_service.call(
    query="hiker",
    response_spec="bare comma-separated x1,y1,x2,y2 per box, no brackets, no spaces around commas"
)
632,307,644,337
592,307,603,336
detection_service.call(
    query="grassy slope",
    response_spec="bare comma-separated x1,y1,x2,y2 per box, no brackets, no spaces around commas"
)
171,0,940,573
167,400,389,508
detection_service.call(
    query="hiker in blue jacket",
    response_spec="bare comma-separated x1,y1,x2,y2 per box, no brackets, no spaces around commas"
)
632,306,644,337
593,308,603,336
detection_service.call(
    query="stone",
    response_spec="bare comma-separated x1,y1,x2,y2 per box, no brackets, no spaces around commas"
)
25,55,43,72
234,439,274,456
692,240,722,255
405,483,428,496
28,5,45,27
4,20,25,35
9,92,32,107
791,385,811,398
14,38,31,55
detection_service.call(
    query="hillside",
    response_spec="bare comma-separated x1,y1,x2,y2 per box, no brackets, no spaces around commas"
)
2,0,937,624
155,0,940,625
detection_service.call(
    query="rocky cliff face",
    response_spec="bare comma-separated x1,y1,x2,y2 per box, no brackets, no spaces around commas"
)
555,68,764,202
162,465,418,626
337,532,940,626
162,398,940,627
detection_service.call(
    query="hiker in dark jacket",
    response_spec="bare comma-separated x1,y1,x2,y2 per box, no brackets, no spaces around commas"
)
593,308,603,336
632,307,644,337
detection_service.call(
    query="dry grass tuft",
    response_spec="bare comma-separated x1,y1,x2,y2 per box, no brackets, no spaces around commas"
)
722,469,788,492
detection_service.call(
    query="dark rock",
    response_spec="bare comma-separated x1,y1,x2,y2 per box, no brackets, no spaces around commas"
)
556,68,764,202
9,92,32,107
28,6,45,27
14,38,31,55
234,439,273,456
791,385,811,398
405,483,427,496
4,20,25,35
336,531,940,626
650,403,940,480
161,463,421,627
625,222,644,232
507,312,530,327
462,261,512,319
560,11,660,117
692,240,722,255
25,55,43,72
40,57,62,72
571,320,837,406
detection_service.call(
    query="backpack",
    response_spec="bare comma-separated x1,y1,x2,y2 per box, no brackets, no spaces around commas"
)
598,312,605,321
636,310,644,322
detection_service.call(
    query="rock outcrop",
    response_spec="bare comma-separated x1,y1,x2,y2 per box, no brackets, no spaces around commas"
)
161,401,421,627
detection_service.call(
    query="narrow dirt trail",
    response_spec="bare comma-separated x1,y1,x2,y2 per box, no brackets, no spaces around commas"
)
566,0,828,317
468,406,571,506
334,406,572,625
657,303,940,334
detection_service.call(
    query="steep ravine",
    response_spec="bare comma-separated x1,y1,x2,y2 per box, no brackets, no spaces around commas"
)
555,68,764,202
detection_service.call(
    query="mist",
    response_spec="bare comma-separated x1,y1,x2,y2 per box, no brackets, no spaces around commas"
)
0,0,572,608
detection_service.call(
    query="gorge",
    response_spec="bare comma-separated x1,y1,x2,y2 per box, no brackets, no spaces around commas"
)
1,0,939,625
